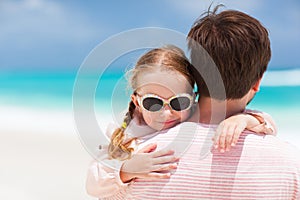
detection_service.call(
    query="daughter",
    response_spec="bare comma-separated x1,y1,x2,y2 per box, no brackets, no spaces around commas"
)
86,45,276,199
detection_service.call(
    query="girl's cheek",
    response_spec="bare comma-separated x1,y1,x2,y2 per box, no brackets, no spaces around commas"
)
141,111,157,126
179,110,191,121
141,113,151,125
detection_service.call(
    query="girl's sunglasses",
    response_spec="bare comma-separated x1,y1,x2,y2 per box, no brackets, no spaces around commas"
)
136,93,194,112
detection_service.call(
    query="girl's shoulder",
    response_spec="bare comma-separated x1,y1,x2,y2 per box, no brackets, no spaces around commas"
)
105,117,156,140
125,117,156,138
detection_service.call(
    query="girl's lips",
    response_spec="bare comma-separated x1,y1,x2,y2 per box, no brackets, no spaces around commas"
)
160,120,177,125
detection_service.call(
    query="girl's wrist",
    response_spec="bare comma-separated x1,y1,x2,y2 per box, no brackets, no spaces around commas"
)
244,113,262,129
120,172,135,183
120,166,135,183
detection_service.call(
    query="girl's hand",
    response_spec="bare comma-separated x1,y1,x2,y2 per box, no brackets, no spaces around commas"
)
120,143,179,183
213,114,249,153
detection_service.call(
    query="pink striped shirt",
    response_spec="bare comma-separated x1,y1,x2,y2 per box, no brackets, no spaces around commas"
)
111,122,300,200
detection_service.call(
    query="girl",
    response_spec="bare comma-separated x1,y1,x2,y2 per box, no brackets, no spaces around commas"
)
86,45,276,199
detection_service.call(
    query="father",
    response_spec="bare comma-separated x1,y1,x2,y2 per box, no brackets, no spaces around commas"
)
126,7,300,199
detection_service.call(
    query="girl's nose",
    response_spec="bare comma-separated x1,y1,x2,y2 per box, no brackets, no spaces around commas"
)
160,104,173,115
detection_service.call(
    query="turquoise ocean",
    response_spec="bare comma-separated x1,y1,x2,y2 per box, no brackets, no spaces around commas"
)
1,69,300,109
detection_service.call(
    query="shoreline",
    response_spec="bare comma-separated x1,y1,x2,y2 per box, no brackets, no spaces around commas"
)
1,104,299,145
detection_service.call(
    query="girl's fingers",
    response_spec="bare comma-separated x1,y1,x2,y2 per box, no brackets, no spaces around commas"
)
218,125,230,152
218,134,225,152
212,134,219,148
138,143,157,153
214,124,224,148
225,125,237,151
151,149,174,158
152,155,179,165
144,172,171,179
231,126,244,146
151,163,178,172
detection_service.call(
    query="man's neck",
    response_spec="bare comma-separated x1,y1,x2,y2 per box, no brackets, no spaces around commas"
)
197,96,247,124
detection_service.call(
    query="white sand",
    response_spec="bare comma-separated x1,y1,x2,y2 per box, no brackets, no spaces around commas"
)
0,104,299,200
0,105,98,200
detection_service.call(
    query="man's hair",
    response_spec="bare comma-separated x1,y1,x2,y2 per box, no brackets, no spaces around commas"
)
187,6,271,99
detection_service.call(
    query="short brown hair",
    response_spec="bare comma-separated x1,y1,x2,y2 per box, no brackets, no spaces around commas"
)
187,6,271,99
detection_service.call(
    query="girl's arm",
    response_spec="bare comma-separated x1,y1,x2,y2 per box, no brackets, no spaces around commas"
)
86,144,179,199
244,109,277,135
86,122,130,199
213,110,277,152
119,144,178,183
86,155,129,198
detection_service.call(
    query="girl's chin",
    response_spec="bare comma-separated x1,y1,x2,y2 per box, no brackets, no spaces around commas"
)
157,120,179,130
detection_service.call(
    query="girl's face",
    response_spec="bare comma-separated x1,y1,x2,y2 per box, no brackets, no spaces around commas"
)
132,70,194,131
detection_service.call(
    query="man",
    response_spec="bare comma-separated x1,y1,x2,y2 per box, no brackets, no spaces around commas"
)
125,7,300,199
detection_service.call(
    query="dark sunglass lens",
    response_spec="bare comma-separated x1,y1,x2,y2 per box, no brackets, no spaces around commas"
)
142,97,163,112
170,97,191,111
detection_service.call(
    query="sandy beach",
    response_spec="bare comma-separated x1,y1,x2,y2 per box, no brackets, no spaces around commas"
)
0,105,97,200
1,104,299,200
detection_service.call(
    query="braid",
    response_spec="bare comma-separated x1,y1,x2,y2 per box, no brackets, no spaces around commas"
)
108,100,137,160
124,100,135,125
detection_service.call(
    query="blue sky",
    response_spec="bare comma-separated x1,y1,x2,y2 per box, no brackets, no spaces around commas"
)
1,0,299,71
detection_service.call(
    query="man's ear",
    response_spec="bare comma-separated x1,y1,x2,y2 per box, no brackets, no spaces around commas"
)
252,78,262,92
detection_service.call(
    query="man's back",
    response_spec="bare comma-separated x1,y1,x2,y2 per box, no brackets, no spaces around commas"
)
127,122,300,200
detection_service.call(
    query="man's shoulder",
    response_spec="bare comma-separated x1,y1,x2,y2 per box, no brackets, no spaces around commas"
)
242,131,297,148
241,131,300,163
167,121,214,132
168,124,300,161
163,122,213,139
137,122,209,149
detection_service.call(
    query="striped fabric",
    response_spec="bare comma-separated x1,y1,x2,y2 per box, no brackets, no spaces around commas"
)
124,122,300,200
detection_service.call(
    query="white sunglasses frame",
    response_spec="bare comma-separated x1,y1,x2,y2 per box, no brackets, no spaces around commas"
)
136,93,194,112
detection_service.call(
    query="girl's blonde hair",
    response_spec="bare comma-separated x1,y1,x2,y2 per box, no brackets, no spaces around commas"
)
108,45,195,160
